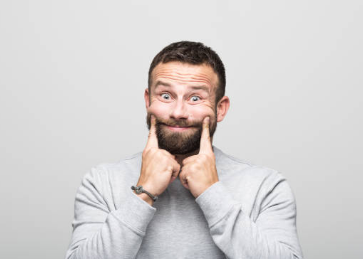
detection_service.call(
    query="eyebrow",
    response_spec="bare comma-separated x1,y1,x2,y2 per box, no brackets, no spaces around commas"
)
190,85,209,92
154,80,171,89
154,80,210,93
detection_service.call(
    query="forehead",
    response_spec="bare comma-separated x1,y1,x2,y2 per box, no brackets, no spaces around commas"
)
150,62,219,91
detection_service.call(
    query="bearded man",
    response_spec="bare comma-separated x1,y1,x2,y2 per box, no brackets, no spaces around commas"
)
66,41,303,259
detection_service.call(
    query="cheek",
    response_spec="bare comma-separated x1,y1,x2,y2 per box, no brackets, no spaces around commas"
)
148,98,216,121
188,105,216,120
147,101,168,118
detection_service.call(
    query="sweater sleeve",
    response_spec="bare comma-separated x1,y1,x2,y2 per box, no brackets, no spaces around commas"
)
195,177,303,259
65,167,156,259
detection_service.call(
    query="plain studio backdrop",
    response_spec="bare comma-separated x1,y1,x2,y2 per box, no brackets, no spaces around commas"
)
0,1,362,258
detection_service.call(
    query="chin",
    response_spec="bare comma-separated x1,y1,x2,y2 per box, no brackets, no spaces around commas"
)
157,127,202,155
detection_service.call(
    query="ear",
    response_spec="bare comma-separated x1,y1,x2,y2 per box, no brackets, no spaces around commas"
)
144,88,150,109
216,96,230,122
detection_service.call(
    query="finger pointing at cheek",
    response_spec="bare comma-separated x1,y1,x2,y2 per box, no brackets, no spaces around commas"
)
199,116,213,155
137,115,180,205
179,116,219,198
145,115,158,150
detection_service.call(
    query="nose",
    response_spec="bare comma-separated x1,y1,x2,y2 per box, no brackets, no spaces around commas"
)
169,99,188,120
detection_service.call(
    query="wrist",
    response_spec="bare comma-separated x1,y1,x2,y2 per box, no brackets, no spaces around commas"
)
135,192,154,206
131,185,158,205
194,181,219,198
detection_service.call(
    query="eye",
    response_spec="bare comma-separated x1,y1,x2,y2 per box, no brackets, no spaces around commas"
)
190,96,201,102
161,93,171,100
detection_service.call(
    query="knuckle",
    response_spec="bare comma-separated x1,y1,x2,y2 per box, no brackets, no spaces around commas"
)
142,149,149,158
197,155,206,163
153,149,163,157
201,153,213,161
190,164,199,172
179,169,185,177
159,150,167,156
176,164,181,171
161,149,172,157
143,147,156,158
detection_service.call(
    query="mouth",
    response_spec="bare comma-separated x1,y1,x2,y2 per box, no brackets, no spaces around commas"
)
165,125,192,132
157,120,201,133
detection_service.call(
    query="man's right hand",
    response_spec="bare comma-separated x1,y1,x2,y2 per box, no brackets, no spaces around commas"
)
136,115,180,205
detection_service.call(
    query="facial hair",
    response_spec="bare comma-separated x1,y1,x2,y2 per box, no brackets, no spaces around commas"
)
146,114,217,155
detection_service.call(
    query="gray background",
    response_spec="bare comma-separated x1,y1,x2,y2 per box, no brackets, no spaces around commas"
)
0,1,362,258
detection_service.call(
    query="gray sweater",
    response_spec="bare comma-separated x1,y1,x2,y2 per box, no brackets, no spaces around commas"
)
66,147,303,259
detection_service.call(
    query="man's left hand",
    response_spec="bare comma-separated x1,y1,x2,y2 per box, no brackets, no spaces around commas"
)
179,117,219,198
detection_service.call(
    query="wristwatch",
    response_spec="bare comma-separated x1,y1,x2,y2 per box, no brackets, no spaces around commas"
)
131,185,158,202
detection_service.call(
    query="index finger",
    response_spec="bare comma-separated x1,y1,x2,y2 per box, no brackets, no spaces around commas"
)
199,116,213,154
146,115,159,149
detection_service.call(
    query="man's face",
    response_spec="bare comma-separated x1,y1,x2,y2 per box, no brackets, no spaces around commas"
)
145,61,220,155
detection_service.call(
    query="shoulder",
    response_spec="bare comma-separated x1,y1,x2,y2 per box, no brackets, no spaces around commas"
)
75,153,143,210
214,146,293,200
214,147,283,181
80,152,142,190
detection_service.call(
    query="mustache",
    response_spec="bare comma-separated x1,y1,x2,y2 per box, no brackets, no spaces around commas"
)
155,118,203,128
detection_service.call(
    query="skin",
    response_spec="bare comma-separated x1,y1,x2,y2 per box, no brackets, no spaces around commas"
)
137,61,230,205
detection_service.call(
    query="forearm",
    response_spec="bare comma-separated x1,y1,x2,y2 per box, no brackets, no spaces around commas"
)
67,211,145,259
196,182,303,259
66,171,156,259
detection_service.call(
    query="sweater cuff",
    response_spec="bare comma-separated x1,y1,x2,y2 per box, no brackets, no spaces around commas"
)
112,191,156,235
196,182,237,227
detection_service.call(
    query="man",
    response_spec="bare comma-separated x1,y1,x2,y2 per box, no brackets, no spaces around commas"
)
66,41,303,259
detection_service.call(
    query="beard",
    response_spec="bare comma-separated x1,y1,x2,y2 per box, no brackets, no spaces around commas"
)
146,114,217,155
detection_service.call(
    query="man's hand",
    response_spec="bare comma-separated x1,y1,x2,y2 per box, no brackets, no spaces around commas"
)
179,117,219,198
136,115,180,205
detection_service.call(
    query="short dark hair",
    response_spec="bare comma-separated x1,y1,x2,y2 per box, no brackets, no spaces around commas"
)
148,41,226,103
